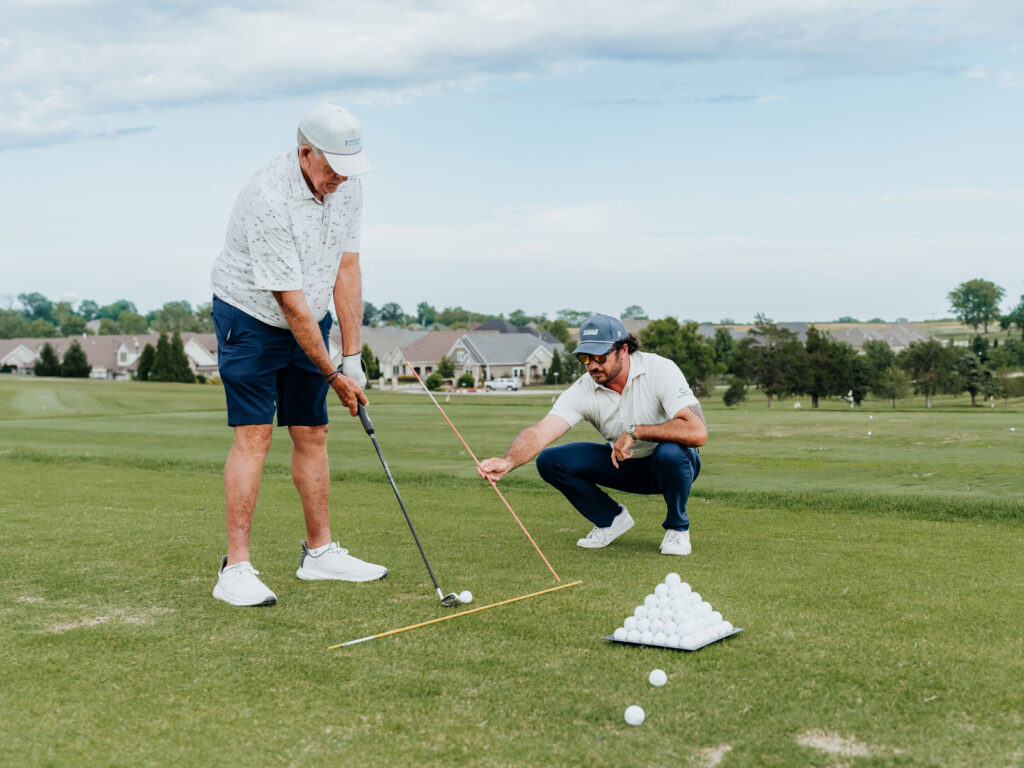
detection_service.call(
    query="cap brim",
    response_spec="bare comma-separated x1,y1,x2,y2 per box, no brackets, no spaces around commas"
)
323,150,373,176
573,340,615,355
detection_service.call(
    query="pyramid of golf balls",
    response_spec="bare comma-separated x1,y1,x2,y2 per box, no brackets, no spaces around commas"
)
611,573,735,651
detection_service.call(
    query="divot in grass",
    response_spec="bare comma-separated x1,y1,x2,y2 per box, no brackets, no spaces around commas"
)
695,744,732,767
796,729,877,757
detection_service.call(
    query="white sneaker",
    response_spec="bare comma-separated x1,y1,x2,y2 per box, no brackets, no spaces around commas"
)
661,529,692,556
296,541,388,582
577,507,634,549
212,557,277,606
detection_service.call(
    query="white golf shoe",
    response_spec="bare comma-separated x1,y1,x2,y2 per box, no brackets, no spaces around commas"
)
660,529,692,556
212,557,277,606
576,507,634,549
296,541,388,582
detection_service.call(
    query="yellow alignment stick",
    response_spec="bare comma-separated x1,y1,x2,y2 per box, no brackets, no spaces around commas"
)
329,580,583,649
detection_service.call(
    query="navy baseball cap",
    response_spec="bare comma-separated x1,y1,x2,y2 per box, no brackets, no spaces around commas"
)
573,314,627,355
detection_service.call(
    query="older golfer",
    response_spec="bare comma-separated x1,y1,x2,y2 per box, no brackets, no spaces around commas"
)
478,314,707,555
209,105,386,607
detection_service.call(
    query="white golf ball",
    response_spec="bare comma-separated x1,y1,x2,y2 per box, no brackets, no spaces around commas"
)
627,629,642,643
722,621,734,633
682,634,697,649
641,631,654,644
711,611,723,623
644,594,658,608
653,631,667,646
651,619,665,634
678,582,692,595
458,590,473,604
649,669,667,687
624,616,638,631
647,606,662,621
665,572,681,586
636,618,651,633
634,605,647,619
690,592,702,604
654,583,668,597
867,431,872,436
666,633,681,648
624,705,645,726
613,627,627,641
662,620,678,635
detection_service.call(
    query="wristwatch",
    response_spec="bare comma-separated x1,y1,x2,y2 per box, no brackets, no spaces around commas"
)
626,424,637,441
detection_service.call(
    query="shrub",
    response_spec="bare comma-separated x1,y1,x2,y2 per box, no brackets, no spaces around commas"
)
425,372,444,391
457,373,475,388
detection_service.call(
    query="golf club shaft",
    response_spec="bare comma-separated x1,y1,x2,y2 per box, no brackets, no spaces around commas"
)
329,580,583,648
404,360,561,583
359,404,444,595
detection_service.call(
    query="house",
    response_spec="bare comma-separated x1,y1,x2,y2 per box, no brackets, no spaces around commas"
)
379,331,563,387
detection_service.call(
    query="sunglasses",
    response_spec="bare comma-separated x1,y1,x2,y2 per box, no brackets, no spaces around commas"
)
576,349,617,365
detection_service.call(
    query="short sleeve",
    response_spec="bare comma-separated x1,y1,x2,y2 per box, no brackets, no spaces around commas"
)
246,198,304,291
548,381,588,428
654,357,700,417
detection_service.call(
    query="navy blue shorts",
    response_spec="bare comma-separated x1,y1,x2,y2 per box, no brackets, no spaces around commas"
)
212,296,332,427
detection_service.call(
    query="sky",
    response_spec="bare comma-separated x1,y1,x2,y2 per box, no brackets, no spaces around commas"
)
1,0,1022,324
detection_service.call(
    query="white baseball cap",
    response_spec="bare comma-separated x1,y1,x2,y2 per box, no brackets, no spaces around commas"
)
298,104,373,176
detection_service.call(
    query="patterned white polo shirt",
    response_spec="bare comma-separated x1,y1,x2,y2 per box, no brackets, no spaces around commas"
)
210,150,363,328
548,352,700,459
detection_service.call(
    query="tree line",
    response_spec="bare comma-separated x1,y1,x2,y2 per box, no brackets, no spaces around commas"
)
26,331,198,383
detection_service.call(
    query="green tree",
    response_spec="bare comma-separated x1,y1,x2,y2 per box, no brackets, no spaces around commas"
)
900,340,959,408
137,343,156,381
380,302,404,325
52,301,74,329
956,349,995,407
77,299,100,321
712,327,737,373
151,301,194,333
61,314,87,336
804,326,854,409
621,305,648,320
722,376,747,407
539,318,572,347
872,364,912,408
362,301,379,326
98,318,119,334
457,372,475,388
556,309,592,327
18,292,55,323
861,339,895,380
170,331,195,383
360,343,380,381
118,310,149,334
59,339,92,378
425,372,444,390
545,349,565,385
437,355,456,378
1000,295,1024,339
97,300,137,321
508,309,531,327
640,316,719,397
193,302,214,333
736,315,808,408
149,333,174,381
948,279,1005,333
416,302,437,326
29,318,58,337
34,342,61,376
0,310,31,338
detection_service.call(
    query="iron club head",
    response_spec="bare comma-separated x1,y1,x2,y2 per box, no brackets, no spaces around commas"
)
440,592,460,607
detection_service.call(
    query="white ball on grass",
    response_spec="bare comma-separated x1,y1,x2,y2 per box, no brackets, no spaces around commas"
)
666,633,681,648
624,616,638,631
634,605,647,619
613,627,627,641
624,705,645,726
665,572,681,586
640,631,654,644
644,594,658,608
649,669,667,687
458,590,473,604
711,611,723,623
627,629,642,643
653,631,667,646
637,618,651,633
655,583,668,597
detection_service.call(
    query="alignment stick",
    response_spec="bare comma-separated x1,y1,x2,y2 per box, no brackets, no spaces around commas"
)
404,360,561,583
329,580,583,649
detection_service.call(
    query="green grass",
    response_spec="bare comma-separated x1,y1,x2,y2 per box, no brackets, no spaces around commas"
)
1,377,1022,766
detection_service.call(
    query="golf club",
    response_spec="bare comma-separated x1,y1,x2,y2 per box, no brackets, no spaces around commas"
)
403,360,561,583
356,403,466,607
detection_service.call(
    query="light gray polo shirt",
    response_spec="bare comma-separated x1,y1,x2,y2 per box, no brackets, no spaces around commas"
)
211,150,363,328
549,352,699,459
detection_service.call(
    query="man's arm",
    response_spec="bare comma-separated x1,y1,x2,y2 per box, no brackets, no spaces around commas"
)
610,403,707,467
477,415,571,481
333,251,362,356
273,289,366,416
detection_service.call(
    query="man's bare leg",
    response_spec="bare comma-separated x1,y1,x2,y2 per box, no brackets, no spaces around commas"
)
224,424,273,565
289,425,331,549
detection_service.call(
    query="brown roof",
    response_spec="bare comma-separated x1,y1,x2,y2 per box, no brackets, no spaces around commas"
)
400,331,465,363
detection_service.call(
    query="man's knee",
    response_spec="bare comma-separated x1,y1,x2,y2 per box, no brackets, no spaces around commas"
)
651,442,694,477
535,446,558,483
233,424,274,456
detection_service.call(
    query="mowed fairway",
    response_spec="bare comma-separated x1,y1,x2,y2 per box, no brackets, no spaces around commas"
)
1,377,1022,767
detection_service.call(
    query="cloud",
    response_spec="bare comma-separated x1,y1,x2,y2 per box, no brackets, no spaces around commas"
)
2,0,1022,148
882,187,1024,203
685,93,786,104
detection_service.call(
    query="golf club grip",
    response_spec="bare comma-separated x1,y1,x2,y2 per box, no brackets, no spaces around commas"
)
357,403,374,434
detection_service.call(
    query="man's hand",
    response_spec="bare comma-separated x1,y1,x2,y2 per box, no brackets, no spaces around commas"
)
611,431,636,469
330,374,368,416
477,457,513,482
341,353,367,389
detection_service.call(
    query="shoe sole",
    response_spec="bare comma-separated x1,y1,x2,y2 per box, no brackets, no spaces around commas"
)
296,567,388,582
660,548,691,556
212,585,277,606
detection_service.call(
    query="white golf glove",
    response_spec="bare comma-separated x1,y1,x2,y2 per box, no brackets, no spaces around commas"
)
341,353,367,389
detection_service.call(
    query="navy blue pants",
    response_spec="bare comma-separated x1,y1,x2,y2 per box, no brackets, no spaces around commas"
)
535,442,701,531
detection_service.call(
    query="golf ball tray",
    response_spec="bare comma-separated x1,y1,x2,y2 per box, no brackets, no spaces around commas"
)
604,626,742,651
606,574,742,651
